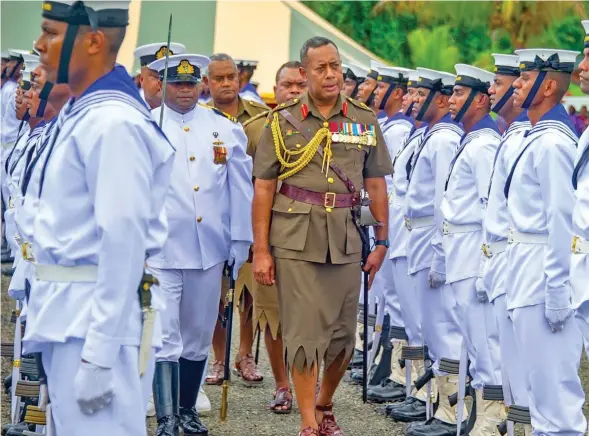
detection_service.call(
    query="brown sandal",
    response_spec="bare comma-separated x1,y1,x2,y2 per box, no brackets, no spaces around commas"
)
233,353,263,387
204,360,225,385
299,427,319,436
316,404,343,436
269,386,293,414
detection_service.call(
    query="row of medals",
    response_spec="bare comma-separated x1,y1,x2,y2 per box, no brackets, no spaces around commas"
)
331,132,375,146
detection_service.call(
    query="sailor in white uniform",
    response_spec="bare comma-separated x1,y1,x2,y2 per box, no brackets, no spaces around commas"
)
23,2,175,435
236,59,265,104
1,50,26,151
403,68,466,436
443,64,503,435
133,42,186,110
384,69,431,421
572,19,589,368
365,65,414,402
147,53,253,436
484,53,532,436
341,62,367,100
506,48,586,435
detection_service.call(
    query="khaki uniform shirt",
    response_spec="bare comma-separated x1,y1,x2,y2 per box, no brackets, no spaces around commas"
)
243,112,268,158
253,92,392,264
208,96,269,125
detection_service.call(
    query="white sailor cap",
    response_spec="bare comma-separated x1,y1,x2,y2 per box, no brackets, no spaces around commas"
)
235,59,258,70
134,42,187,68
1,51,9,60
406,69,420,88
514,48,579,74
378,66,411,84
416,67,456,95
8,49,30,62
454,64,494,93
582,20,589,48
149,54,210,83
41,1,130,27
367,60,384,80
491,54,520,76
344,62,368,81
22,53,40,73
21,70,33,89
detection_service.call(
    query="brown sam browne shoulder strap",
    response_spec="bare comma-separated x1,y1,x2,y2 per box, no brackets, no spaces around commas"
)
278,109,357,194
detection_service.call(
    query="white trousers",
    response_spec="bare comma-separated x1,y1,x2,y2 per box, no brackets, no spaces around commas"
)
377,257,404,329
575,300,589,360
43,339,146,436
511,304,587,436
492,294,528,407
391,257,421,345
414,269,462,374
450,277,502,389
152,264,224,362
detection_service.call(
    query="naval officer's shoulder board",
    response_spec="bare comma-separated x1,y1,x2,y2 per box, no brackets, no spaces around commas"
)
198,102,239,124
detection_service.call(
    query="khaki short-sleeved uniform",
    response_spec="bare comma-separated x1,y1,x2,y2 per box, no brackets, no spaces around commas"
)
253,92,392,372
211,97,269,310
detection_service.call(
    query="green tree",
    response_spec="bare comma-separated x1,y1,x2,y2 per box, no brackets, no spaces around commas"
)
408,26,461,72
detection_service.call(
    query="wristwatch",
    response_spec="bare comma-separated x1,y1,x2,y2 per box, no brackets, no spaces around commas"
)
374,239,390,248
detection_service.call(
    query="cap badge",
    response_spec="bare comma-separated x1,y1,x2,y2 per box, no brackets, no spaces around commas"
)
177,60,195,75
156,46,173,60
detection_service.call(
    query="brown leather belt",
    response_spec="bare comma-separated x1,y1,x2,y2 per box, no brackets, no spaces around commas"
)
279,183,360,208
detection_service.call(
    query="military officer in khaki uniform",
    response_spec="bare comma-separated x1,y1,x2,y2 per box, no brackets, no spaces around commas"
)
252,37,392,436
203,53,269,387
243,60,307,414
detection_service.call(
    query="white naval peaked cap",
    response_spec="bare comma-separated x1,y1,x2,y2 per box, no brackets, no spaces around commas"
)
8,49,30,60
41,1,130,27
22,53,40,72
1,51,9,59
235,59,259,68
378,66,412,78
582,20,589,48
514,48,579,73
405,69,420,88
346,62,368,79
454,64,494,92
149,54,210,83
134,42,187,67
21,70,32,85
491,54,521,77
416,67,456,87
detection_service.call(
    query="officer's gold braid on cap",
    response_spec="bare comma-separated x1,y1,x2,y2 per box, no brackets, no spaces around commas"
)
271,112,333,180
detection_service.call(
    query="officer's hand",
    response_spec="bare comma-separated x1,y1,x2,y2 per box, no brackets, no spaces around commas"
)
363,246,386,290
428,269,446,288
475,277,489,303
74,361,114,415
545,288,574,333
253,250,275,286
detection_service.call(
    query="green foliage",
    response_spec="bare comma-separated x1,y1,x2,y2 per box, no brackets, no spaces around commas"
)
408,26,460,72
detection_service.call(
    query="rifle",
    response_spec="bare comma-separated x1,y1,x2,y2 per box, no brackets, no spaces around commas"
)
220,264,235,421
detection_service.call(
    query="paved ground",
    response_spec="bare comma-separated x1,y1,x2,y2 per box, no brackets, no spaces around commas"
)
1,267,588,435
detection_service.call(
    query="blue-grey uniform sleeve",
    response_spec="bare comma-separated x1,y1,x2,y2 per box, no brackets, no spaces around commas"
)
228,124,254,243
431,133,458,274
535,134,576,300
81,117,156,368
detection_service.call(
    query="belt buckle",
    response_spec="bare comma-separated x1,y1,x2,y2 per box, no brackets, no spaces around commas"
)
8,197,14,209
572,235,581,254
21,242,34,261
482,244,492,258
404,217,412,231
324,192,336,209
442,222,449,235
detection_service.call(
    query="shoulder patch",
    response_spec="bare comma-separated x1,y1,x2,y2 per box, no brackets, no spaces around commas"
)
346,96,372,112
243,110,270,128
198,103,239,123
247,99,270,110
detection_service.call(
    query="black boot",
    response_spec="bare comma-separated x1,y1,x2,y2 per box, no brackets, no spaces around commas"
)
406,418,466,436
154,362,180,436
3,374,12,395
367,378,405,403
369,316,392,386
389,396,427,422
179,358,208,436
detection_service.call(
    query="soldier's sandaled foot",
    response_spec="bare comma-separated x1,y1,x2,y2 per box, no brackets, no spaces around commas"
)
156,415,180,436
317,404,343,436
179,407,208,435
389,396,427,422
233,354,263,387
299,427,320,436
204,361,224,386
269,387,293,414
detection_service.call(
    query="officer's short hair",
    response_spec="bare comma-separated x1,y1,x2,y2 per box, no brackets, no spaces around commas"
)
275,61,302,84
300,37,339,66
209,53,237,71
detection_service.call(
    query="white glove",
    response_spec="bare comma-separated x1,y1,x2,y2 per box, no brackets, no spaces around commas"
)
74,361,114,415
38,383,49,411
545,288,574,333
475,277,489,303
428,270,446,288
229,241,250,280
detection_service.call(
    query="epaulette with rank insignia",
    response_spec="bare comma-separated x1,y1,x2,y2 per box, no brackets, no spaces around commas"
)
271,97,299,113
198,103,239,123
246,99,269,110
346,96,372,112
243,110,270,127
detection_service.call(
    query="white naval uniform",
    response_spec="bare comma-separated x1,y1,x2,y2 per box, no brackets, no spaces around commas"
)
23,66,175,436
405,113,464,377
147,102,253,363
572,127,589,345
440,115,502,391
389,124,427,348
505,105,586,435
1,80,19,145
483,113,530,409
